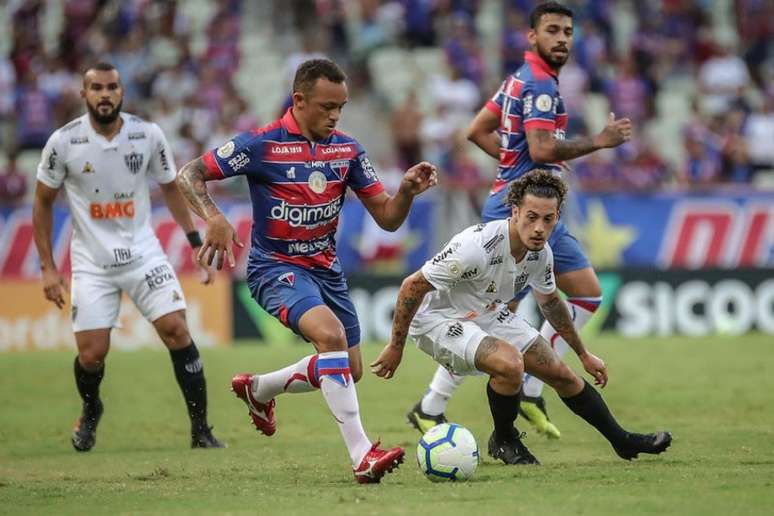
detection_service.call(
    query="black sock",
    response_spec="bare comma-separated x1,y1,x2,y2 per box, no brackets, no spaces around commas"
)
561,380,627,444
169,342,208,432
487,381,521,441
74,356,104,413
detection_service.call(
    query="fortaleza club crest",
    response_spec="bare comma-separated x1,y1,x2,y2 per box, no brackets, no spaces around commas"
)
124,152,144,174
278,272,295,287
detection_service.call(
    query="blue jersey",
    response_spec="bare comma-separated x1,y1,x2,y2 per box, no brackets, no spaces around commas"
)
482,51,569,220
203,109,384,273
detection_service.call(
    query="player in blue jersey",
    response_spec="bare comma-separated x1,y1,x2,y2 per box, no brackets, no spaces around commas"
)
406,1,634,450
176,59,437,483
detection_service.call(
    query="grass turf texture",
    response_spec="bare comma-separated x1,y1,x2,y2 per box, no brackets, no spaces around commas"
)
1,334,773,515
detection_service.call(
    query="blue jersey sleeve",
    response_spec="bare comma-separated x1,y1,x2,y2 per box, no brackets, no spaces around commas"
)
202,130,263,179
346,143,385,199
522,78,558,131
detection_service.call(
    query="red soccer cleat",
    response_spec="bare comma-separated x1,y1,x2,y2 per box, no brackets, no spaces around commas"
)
231,374,276,436
353,441,405,484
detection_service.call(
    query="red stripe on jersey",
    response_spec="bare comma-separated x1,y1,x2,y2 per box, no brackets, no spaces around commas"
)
272,250,336,269
252,119,282,136
504,113,521,134
354,182,385,199
263,142,314,162
485,99,501,115
266,217,339,240
202,151,225,178
490,178,509,194
500,149,519,168
269,181,346,205
524,119,556,131
507,79,523,98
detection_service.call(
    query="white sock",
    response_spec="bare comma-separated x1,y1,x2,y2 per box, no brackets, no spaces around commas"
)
317,351,372,467
251,354,318,403
523,296,601,398
421,366,465,416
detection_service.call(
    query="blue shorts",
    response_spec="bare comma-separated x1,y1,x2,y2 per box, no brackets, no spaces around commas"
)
481,193,590,301
246,262,361,347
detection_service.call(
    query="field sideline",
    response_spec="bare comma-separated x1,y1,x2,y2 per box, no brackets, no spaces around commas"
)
1,334,773,515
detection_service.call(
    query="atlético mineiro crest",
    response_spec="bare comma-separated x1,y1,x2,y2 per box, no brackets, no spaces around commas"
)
278,272,295,287
124,151,144,174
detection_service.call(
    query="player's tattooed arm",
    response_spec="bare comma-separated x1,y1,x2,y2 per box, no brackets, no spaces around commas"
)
535,291,588,357
371,270,435,379
526,113,632,163
391,271,435,349
176,157,222,220
177,157,243,270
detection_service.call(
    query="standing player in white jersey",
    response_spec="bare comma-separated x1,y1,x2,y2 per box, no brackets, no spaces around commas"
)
372,170,671,464
33,63,224,451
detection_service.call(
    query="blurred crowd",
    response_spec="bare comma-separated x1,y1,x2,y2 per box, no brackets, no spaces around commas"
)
1,0,772,209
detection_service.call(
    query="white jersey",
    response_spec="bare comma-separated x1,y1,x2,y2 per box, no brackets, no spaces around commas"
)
37,113,177,274
411,219,556,335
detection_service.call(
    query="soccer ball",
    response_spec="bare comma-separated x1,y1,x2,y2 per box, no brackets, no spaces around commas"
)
416,423,479,482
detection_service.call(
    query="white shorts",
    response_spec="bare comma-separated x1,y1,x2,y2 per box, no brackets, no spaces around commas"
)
410,308,539,376
70,256,187,332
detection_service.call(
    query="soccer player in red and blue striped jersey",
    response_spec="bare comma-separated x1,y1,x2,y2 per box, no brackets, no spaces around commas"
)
177,59,437,483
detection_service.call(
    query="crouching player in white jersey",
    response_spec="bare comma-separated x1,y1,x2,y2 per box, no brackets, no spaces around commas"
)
33,63,224,451
371,170,671,464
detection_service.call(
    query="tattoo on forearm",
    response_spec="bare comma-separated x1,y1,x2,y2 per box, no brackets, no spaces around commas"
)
533,131,597,161
177,158,220,220
539,296,585,354
391,276,431,348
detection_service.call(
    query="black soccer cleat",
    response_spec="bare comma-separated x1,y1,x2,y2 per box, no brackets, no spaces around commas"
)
612,431,672,460
71,400,103,452
406,401,448,434
191,425,226,449
487,429,541,465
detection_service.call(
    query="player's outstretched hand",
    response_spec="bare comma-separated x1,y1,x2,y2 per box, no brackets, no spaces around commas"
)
401,161,438,196
579,351,608,388
370,344,404,380
191,248,215,285
42,267,69,309
199,213,244,270
593,112,632,149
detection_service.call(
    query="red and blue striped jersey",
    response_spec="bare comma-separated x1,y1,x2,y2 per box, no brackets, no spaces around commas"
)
483,51,568,206
203,109,384,272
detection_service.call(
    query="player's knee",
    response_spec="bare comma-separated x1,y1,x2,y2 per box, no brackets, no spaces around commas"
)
491,348,524,389
79,348,107,369
312,325,348,352
158,319,191,349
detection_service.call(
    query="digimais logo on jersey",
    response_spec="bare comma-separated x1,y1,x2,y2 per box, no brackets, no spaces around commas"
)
269,198,343,227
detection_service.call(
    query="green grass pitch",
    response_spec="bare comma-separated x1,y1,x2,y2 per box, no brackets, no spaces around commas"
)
1,334,773,515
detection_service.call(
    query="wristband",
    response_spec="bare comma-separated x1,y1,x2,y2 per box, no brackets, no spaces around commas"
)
186,231,203,248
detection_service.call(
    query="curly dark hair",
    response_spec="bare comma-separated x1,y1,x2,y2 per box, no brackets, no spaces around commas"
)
529,1,573,29
506,169,568,209
293,58,346,95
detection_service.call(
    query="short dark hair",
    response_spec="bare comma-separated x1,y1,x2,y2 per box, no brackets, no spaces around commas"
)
85,62,117,74
529,1,573,29
292,59,346,95
507,169,567,209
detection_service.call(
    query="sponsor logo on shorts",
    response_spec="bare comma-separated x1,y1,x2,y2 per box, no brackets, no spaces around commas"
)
446,322,464,338
113,247,132,264
496,307,511,323
490,255,503,265
172,290,182,302
145,264,175,290
278,272,295,287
